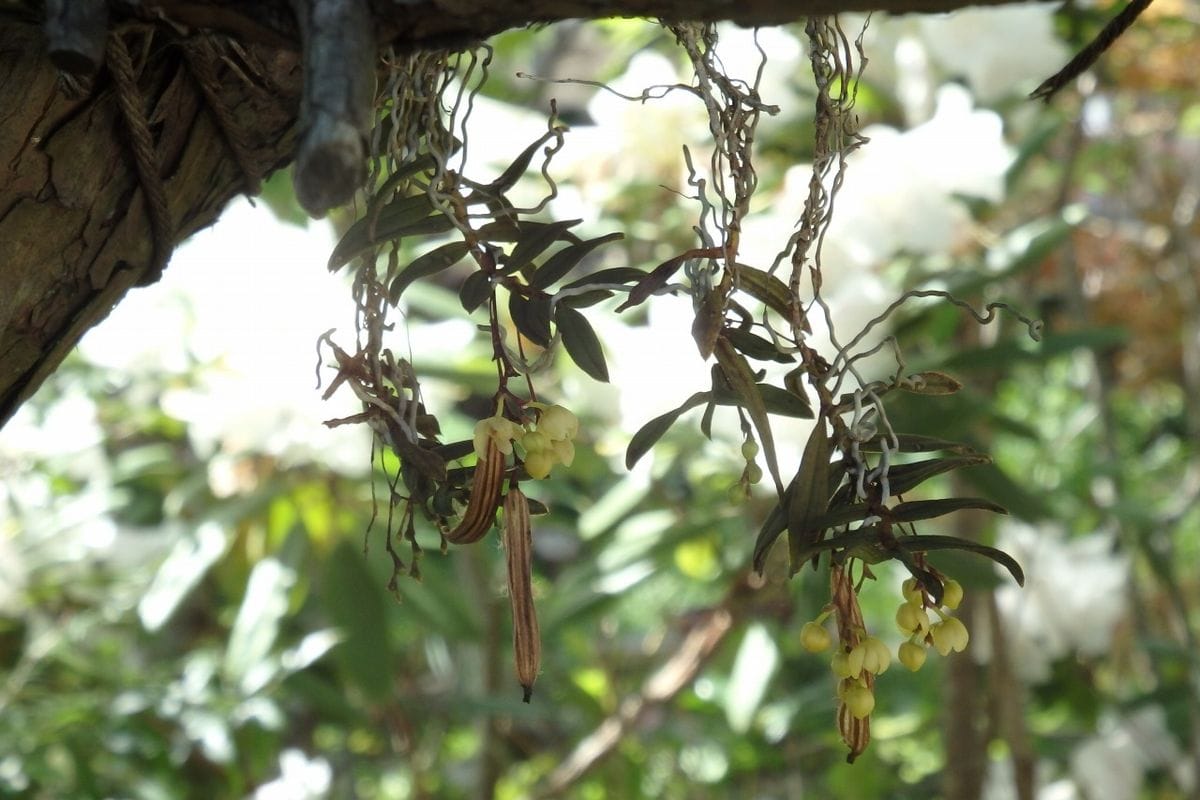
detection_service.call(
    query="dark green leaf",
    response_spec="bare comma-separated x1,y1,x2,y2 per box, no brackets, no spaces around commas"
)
733,264,794,319
886,455,991,496
475,217,522,242
898,535,1025,586
505,220,581,275
756,383,813,419
329,193,450,271
368,153,437,217
562,266,648,291
557,289,613,308
699,398,716,439
530,232,624,289
714,337,784,495
790,524,882,570
509,292,553,347
474,130,557,198
433,440,475,462
752,479,793,574
858,433,980,455
786,421,833,574
459,270,492,313
556,305,609,382
724,327,794,363
625,392,710,469
888,497,1007,522
615,254,687,312
388,241,470,303
807,503,871,531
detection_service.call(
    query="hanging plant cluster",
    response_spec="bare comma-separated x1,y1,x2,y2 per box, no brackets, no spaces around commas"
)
316,16,1038,761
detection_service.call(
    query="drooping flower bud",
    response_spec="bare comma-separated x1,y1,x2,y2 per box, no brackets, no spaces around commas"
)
941,579,964,610
800,621,832,653
895,602,930,636
898,640,927,672
843,682,875,719
931,616,970,656
538,404,579,441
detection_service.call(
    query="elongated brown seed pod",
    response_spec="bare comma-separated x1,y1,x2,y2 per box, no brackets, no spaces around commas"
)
504,486,540,702
445,439,505,544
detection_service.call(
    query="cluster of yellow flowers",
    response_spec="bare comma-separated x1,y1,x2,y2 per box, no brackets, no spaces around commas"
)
800,577,970,720
473,403,579,480
896,577,968,670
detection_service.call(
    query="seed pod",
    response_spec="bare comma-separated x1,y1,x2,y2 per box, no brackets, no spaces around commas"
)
504,486,540,702
837,690,872,763
444,439,504,544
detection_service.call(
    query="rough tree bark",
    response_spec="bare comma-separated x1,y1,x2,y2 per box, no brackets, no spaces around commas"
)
0,0,1035,429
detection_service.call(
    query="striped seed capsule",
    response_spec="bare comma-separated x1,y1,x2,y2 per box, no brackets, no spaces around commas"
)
445,439,505,545
504,485,540,702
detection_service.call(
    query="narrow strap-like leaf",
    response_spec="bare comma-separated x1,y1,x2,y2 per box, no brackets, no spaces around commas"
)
888,497,1007,523
752,476,793,575
473,130,556,198
329,193,445,271
898,534,1025,586
786,420,833,574
714,336,784,496
724,327,794,363
505,219,582,276
886,455,991,496
856,433,980,455
731,263,793,319
388,241,470,303
530,232,624,290
625,392,711,469
615,254,687,312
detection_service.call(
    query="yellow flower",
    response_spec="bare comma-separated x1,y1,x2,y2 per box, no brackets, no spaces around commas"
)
521,430,550,454
551,437,575,467
898,641,927,672
896,602,930,636
843,683,875,719
860,636,891,675
941,579,964,610
474,416,522,459
831,652,858,679
537,404,579,441
931,616,970,656
524,449,556,480
800,621,832,653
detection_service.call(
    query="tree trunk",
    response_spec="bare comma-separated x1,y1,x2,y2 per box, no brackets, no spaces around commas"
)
0,13,301,426
0,0,1034,428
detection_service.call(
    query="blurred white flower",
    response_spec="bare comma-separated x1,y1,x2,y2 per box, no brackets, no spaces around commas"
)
985,523,1129,682
917,6,1069,102
253,749,332,800
1071,707,1190,800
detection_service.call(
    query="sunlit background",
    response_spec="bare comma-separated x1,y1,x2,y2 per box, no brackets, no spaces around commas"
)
2,6,1199,798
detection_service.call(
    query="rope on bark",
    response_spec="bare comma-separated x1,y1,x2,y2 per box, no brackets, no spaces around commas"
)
107,31,174,286
181,35,262,196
